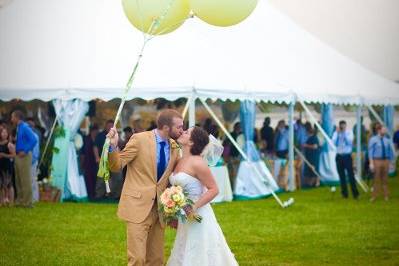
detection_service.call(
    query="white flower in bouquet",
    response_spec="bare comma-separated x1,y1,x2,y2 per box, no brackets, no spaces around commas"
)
74,134,83,150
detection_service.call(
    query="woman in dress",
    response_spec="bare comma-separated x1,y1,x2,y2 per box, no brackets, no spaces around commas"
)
303,124,320,187
0,127,16,206
167,126,238,266
80,125,99,201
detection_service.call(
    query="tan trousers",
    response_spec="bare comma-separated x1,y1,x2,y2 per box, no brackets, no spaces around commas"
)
372,159,389,198
126,203,164,266
294,159,303,190
14,153,33,206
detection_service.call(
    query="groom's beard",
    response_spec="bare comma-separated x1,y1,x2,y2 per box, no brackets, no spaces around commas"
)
168,129,181,141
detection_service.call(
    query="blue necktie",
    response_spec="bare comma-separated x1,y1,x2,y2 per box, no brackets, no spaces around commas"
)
157,141,166,181
381,137,386,159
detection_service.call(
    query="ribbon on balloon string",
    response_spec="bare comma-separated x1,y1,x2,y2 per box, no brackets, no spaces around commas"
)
97,1,192,193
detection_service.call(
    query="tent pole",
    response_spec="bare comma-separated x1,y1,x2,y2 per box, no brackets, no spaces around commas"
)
368,106,394,137
355,106,369,192
294,146,322,180
199,98,293,208
298,100,336,151
288,102,295,191
300,100,368,192
189,90,196,128
356,105,362,181
182,96,191,120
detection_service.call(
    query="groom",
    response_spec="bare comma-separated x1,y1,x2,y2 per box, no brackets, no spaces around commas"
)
107,109,183,266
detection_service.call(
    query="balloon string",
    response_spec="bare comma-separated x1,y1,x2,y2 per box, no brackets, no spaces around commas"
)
97,0,182,191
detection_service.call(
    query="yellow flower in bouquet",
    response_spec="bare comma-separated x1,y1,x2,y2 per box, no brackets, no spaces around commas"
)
159,185,202,227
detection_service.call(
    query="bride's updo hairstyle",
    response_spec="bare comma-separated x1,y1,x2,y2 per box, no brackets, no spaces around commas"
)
190,126,209,156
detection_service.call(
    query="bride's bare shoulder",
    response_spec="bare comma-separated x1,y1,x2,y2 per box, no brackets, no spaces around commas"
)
191,155,208,169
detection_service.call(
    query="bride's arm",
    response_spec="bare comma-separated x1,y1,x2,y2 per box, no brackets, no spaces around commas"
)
192,158,219,211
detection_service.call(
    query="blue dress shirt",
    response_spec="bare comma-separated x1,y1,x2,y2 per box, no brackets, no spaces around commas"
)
154,130,170,167
276,128,289,151
16,121,38,154
332,130,354,154
368,135,394,160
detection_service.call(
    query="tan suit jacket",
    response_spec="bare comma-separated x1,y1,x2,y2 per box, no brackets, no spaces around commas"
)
109,130,179,227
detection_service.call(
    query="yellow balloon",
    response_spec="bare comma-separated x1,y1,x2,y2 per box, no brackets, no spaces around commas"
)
190,0,258,27
122,0,190,35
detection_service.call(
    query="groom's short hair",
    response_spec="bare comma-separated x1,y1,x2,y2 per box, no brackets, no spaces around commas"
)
157,109,182,129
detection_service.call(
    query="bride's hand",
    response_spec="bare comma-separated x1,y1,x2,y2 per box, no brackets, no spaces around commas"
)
183,204,194,216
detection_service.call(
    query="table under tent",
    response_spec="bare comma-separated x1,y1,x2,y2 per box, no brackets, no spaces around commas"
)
1,0,398,206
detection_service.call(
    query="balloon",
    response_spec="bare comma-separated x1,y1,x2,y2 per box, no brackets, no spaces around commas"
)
190,0,258,27
122,0,190,35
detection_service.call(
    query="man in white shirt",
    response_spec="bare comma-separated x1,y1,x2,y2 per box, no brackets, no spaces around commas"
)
332,120,359,199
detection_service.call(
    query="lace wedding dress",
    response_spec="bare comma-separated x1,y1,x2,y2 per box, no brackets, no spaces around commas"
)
167,172,239,266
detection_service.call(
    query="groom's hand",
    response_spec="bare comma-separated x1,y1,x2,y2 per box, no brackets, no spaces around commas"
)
107,127,119,148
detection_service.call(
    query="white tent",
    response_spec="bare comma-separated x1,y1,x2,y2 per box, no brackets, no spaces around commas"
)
0,0,396,204
1,0,398,105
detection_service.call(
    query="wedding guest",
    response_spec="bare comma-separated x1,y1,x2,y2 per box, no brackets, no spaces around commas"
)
295,119,308,150
393,126,399,150
275,120,289,159
303,124,320,187
119,127,134,151
0,127,16,206
81,124,99,201
94,120,114,199
147,121,157,131
352,117,367,151
332,120,359,199
11,110,37,208
369,124,394,202
203,118,213,134
27,120,40,203
223,122,241,188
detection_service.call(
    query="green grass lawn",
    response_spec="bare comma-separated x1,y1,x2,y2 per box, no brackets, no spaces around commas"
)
1,178,399,266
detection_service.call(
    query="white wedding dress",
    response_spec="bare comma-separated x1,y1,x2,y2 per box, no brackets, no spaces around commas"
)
167,172,239,266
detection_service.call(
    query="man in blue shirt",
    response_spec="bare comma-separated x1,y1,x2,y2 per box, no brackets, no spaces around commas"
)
332,120,359,199
275,120,289,159
368,124,394,201
11,110,38,207
27,118,41,203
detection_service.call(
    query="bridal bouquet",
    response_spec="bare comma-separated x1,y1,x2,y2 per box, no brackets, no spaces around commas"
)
159,185,202,227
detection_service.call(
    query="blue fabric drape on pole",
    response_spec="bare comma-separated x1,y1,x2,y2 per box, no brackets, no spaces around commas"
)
318,104,340,184
51,99,89,201
321,104,334,152
239,100,260,161
384,105,394,137
234,100,279,199
383,105,396,175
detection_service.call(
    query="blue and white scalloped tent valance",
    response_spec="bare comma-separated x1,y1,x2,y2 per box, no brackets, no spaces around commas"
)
1,0,399,105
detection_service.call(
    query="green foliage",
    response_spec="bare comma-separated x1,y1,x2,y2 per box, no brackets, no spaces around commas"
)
53,126,65,138
1,179,399,265
39,125,64,180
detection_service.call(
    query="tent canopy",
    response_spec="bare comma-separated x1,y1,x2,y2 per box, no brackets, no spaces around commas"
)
1,0,398,105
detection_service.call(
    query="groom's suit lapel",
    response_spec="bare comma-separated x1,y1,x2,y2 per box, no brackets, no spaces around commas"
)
149,131,157,183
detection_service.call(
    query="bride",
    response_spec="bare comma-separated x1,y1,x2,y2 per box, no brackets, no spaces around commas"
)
167,126,238,266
